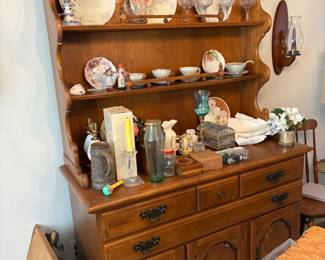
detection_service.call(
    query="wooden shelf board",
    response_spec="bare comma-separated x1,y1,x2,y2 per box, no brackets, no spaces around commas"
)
63,21,265,32
71,73,263,101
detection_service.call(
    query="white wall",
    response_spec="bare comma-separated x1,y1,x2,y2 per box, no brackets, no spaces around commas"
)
259,0,325,184
0,0,75,259
0,1,325,260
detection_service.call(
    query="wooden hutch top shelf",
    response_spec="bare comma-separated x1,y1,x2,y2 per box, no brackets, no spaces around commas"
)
62,21,265,33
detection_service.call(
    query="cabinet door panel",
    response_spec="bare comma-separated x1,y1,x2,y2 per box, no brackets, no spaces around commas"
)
250,203,300,260
187,223,248,260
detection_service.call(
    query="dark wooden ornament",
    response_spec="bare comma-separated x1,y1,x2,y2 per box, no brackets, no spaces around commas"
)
272,0,296,75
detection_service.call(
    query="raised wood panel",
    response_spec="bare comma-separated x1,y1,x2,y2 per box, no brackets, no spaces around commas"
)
250,203,301,260
98,188,196,241
187,224,248,260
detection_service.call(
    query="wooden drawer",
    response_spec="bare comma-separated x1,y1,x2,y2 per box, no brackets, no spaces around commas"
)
99,188,196,241
187,223,248,260
147,246,186,260
197,176,239,211
240,157,303,197
103,181,302,260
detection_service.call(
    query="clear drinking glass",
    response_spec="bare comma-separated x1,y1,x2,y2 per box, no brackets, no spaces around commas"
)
219,0,235,21
194,0,213,22
240,0,256,21
144,120,165,183
178,0,194,22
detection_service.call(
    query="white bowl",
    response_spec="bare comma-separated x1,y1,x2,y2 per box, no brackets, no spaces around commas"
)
129,73,146,82
179,67,201,76
152,69,172,79
226,60,254,74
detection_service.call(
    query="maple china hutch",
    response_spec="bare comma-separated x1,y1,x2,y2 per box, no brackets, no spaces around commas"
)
43,0,310,259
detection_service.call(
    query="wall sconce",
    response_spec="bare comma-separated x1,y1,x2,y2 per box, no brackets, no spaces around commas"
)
272,0,304,75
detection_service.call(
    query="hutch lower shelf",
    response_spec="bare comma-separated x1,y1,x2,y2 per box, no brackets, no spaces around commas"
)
63,140,310,260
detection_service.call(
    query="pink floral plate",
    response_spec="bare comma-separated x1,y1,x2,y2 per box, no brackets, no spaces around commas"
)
202,49,226,74
84,57,117,89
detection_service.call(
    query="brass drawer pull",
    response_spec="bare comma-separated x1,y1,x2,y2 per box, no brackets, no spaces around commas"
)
271,192,289,204
266,169,285,183
133,237,160,254
140,205,167,222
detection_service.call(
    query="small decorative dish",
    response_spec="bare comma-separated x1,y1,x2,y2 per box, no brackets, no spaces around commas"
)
152,69,173,84
84,57,117,90
225,70,249,77
179,67,201,83
202,49,225,74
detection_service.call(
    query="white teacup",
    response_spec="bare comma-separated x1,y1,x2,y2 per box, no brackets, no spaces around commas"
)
129,73,146,82
152,69,172,79
179,66,201,76
226,60,254,74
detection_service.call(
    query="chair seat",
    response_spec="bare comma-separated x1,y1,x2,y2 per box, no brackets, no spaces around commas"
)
301,197,325,218
303,183,325,203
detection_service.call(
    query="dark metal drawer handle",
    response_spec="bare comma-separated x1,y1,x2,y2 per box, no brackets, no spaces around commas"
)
140,205,167,222
272,192,289,204
266,169,285,183
133,237,160,254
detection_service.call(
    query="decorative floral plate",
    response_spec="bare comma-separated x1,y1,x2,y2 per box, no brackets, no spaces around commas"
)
206,97,230,125
84,57,117,89
60,0,115,25
130,0,177,24
202,49,226,73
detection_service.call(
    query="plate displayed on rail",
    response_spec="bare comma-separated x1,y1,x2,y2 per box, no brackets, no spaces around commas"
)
60,0,116,25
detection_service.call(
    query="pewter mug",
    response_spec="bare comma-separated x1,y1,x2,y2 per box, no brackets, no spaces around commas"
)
90,142,115,190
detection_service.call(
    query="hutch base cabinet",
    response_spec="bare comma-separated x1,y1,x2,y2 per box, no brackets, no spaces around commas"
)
43,0,311,259
63,141,309,260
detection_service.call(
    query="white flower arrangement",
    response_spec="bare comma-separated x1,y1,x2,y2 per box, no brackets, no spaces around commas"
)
269,107,305,132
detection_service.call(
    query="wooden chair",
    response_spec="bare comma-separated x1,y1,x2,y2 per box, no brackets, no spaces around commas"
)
27,225,58,260
296,119,325,233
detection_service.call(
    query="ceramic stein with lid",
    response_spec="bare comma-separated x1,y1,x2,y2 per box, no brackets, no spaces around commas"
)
90,142,115,190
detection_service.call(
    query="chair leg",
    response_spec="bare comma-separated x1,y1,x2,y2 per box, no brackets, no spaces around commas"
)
300,215,306,234
307,217,315,227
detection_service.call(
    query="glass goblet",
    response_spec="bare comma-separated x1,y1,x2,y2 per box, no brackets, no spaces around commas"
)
178,0,194,22
193,90,210,143
219,0,234,21
240,0,256,21
194,0,213,22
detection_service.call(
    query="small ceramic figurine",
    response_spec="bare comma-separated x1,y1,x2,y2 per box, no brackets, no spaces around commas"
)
84,119,100,160
117,64,126,90
162,120,177,152
70,84,85,96
179,129,198,155
61,0,81,25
